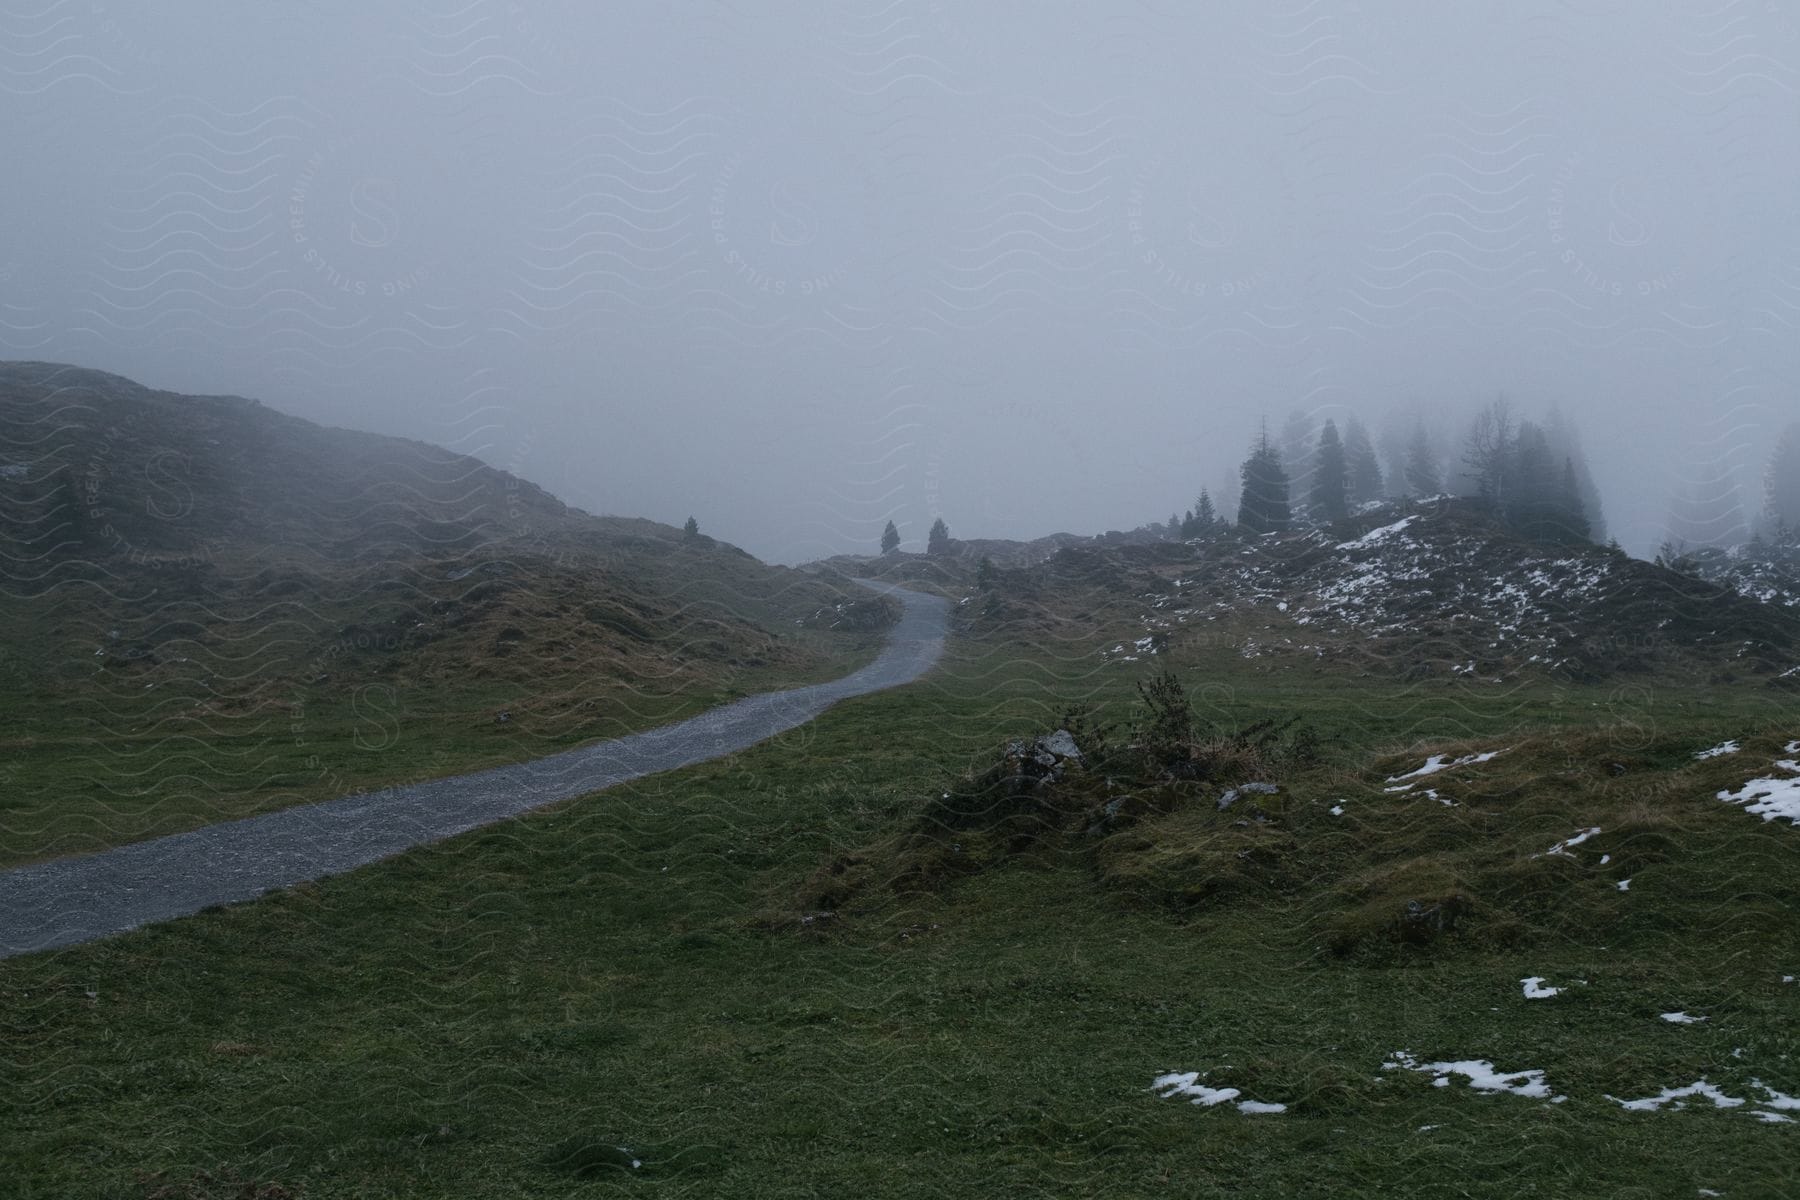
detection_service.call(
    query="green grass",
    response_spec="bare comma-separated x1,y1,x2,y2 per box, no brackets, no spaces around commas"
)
3,638,1798,1197
0,585,881,868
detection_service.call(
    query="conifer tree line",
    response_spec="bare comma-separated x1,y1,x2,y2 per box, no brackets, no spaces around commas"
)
1166,398,1607,546
874,517,954,555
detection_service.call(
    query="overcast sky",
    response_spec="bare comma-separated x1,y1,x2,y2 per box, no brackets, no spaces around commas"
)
3,1,1797,560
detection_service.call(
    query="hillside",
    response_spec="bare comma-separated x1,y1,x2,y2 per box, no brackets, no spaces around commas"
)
938,499,1800,685
1667,539,1800,613
0,362,894,863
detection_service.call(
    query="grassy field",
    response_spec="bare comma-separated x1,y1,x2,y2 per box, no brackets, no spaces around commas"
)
0,557,887,868
4,630,1798,1197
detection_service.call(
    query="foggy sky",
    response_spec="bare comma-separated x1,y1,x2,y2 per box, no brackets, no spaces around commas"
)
3,1,1797,561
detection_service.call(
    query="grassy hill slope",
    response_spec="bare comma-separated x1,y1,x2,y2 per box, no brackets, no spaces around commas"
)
0,362,893,864
2,629,1795,1197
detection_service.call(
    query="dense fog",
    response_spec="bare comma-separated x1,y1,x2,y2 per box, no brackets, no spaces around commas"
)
3,2,1796,561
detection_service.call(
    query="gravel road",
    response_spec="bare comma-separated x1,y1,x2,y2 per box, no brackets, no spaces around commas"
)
0,579,948,958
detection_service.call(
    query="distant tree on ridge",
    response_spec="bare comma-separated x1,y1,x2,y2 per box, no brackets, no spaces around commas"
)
927,517,951,555
1310,420,1349,523
1238,423,1291,535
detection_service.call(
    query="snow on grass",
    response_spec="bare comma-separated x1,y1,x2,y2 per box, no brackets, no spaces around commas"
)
1754,1081,1800,1117
1384,749,1507,791
1617,878,1632,891
1328,802,1347,816
1694,740,1741,760
1520,977,1563,1000
1717,763,1800,825
1382,1051,1557,1100
1337,516,1417,550
1603,1079,1795,1122
1660,1011,1706,1024
1152,1072,1286,1115
1533,827,1602,858
1607,1080,1742,1112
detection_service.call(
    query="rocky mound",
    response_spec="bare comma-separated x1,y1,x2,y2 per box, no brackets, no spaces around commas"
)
972,499,1800,683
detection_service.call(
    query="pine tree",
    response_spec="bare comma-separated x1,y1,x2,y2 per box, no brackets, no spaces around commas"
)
683,515,699,538
1310,420,1349,523
1343,416,1385,505
976,556,996,589
1195,489,1217,527
1501,424,1590,544
1168,512,1181,538
1402,420,1442,497
927,517,951,555
1179,509,1197,537
880,520,900,554
1504,421,1555,538
1238,423,1291,535
1543,408,1607,542
1763,423,1800,542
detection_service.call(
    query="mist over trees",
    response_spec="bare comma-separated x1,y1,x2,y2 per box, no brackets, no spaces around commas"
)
1310,420,1349,524
1446,398,1595,545
1402,421,1443,498
1343,417,1384,506
1238,425,1292,535
889,393,1777,564
1157,397,1613,549
1764,424,1800,540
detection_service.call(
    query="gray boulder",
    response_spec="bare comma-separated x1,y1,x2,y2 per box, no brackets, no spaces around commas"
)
1217,781,1279,812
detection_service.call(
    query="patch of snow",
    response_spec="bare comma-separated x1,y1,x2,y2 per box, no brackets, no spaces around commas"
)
1717,768,1800,825
1338,516,1417,550
1385,749,1507,790
1152,1072,1286,1115
1618,878,1632,891
1606,1080,1742,1111
1660,1011,1706,1025
1329,803,1346,817
1520,977,1562,1000
1534,827,1602,858
1755,1081,1800,1112
1694,740,1741,760
1382,1051,1555,1099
